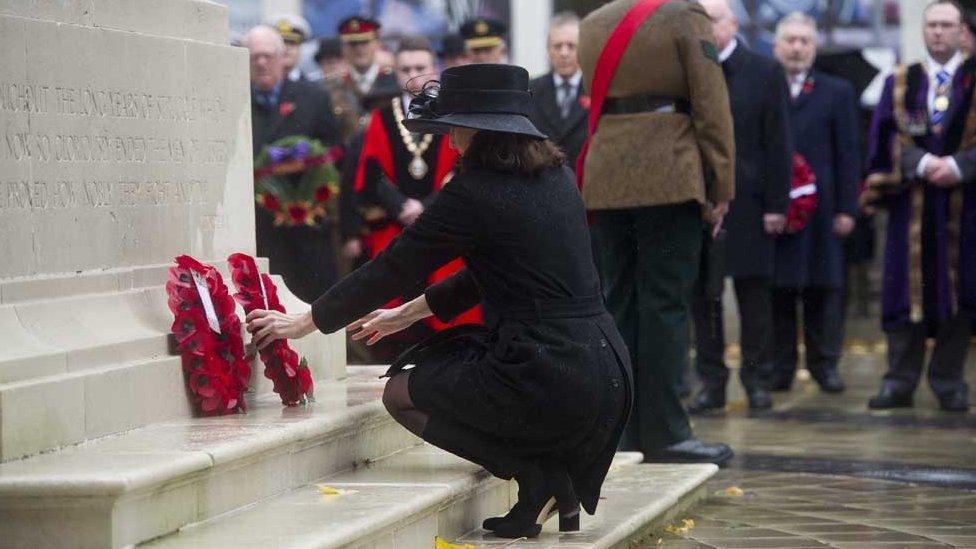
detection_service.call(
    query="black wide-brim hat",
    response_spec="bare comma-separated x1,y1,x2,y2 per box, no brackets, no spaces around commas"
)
402,64,547,139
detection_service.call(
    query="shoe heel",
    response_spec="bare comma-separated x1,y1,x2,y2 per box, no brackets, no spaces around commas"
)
558,507,580,532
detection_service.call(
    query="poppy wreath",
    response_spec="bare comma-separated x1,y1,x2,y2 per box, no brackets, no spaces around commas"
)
785,152,819,234
227,253,314,406
166,255,251,415
253,136,342,228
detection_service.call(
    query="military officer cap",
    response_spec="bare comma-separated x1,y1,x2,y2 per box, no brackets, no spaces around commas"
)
338,16,381,43
460,18,506,50
269,14,311,45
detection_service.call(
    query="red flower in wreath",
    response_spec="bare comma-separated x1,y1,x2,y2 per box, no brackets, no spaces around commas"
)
279,101,295,117
257,193,281,212
287,202,314,225
314,184,332,203
578,94,591,110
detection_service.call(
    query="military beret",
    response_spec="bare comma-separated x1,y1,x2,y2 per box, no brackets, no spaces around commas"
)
439,33,466,59
460,18,506,49
314,37,343,63
338,16,381,43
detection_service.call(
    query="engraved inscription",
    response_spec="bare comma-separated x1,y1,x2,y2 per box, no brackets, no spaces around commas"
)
0,179,207,211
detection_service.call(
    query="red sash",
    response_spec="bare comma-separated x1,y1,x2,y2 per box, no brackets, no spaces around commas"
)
576,0,669,189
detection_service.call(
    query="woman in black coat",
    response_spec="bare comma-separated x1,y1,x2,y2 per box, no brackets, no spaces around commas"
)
246,64,632,539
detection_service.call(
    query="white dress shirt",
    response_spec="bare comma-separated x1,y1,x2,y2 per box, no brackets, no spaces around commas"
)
718,38,738,64
788,71,808,99
553,70,583,117
917,51,965,180
351,63,380,95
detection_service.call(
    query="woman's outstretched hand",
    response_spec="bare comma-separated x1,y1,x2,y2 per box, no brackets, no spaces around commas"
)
346,295,433,345
246,310,317,350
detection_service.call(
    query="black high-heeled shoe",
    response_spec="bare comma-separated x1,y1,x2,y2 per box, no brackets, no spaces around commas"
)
487,462,580,538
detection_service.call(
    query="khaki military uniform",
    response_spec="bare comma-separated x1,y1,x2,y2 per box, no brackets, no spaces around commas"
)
578,0,734,210
322,76,362,144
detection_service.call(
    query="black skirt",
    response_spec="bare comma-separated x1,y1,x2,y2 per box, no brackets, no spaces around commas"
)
389,306,632,515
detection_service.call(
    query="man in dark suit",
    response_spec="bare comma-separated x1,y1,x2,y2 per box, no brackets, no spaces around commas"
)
770,13,860,393
244,25,341,303
529,12,588,171
689,0,792,413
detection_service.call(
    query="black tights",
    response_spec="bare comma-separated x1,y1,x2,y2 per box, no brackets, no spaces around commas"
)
382,371,429,437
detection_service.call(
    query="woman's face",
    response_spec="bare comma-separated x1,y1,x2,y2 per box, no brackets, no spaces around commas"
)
449,127,478,154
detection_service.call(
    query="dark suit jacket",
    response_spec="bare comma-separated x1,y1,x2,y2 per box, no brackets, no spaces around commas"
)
251,78,341,301
529,72,588,170
773,71,860,289
251,78,339,155
722,43,793,278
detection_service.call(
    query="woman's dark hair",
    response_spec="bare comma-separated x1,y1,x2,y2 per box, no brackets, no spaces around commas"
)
460,131,565,174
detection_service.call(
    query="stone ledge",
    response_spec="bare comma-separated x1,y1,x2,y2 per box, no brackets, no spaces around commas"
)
144,447,713,549
0,368,420,547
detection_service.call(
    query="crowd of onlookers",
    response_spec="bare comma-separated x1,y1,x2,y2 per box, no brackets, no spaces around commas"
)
242,0,972,464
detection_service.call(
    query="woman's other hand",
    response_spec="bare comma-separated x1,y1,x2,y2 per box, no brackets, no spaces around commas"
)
246,310,317,350
346,295,433,345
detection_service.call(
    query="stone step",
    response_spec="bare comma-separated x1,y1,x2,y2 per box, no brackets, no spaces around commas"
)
144,446,712,549
0,368,418,548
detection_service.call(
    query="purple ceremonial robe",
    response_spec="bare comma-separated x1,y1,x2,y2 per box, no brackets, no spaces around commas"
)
865,62,976,335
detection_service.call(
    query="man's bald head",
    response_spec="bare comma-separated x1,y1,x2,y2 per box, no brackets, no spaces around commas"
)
699,0,739,50
243,26,286,91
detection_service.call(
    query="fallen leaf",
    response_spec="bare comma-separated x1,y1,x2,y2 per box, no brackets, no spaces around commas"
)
316,485,357,496
719,486,744,497
434,537,475,549
663,518,695,534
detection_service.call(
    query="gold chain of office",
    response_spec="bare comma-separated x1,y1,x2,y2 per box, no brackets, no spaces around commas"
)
392,97,433,180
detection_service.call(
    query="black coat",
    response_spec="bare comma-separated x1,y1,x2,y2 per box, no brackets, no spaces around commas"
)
311,165,633,514
722,44,793,278
773,71,860,289
251,78,341,302
529,73,588,170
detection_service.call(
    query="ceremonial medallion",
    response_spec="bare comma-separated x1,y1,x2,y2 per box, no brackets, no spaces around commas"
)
409,157,429,180
935,95,950,112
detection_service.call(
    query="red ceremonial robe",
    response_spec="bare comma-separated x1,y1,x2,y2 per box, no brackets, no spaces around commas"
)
353,100,481,329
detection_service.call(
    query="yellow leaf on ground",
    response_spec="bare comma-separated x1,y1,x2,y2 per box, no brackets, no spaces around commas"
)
663,518,695,534
316,485,357,496
719,486,744,497
434,536,475,549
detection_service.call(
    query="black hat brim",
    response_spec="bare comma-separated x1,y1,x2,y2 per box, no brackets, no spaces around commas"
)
402,113,547,139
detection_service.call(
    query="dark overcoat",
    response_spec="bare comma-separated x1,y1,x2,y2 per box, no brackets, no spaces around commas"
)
251,78,341,302
773,71,860,289
529,73,588,170
722,43,793,279
311,165,633,515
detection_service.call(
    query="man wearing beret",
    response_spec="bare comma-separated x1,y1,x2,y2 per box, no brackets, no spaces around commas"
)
338,16,399,110
579,0,735,464
460,18,508,64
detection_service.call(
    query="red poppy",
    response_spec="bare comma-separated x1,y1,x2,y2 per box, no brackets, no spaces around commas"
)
578,94,591,109
314,185,332,203
801,77,815,95
257,193,281,212
279,101,295,117
287,202,312,225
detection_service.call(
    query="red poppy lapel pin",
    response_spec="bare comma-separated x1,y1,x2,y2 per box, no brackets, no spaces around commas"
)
801,76,815,95
578,94,591,110
279,101,295,117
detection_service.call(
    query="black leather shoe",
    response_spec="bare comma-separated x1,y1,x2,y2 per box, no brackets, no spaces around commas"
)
815,371,846,393
746,387,772,410
644,439,734,466
687,389,725,414
868,386,913,409
487,462,580,538
939,391,970,412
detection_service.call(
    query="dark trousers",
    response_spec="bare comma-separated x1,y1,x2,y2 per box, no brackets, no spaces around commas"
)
771,287,843,383
591,202,700,451
692,277,773,391
882,316,971,397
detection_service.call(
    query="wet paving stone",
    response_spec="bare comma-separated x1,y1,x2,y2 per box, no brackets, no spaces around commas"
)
656,323,975,549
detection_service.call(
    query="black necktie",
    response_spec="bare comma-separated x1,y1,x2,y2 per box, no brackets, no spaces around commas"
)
559,81,574,118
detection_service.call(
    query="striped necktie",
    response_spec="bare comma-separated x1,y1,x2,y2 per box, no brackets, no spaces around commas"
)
931,69,950,127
